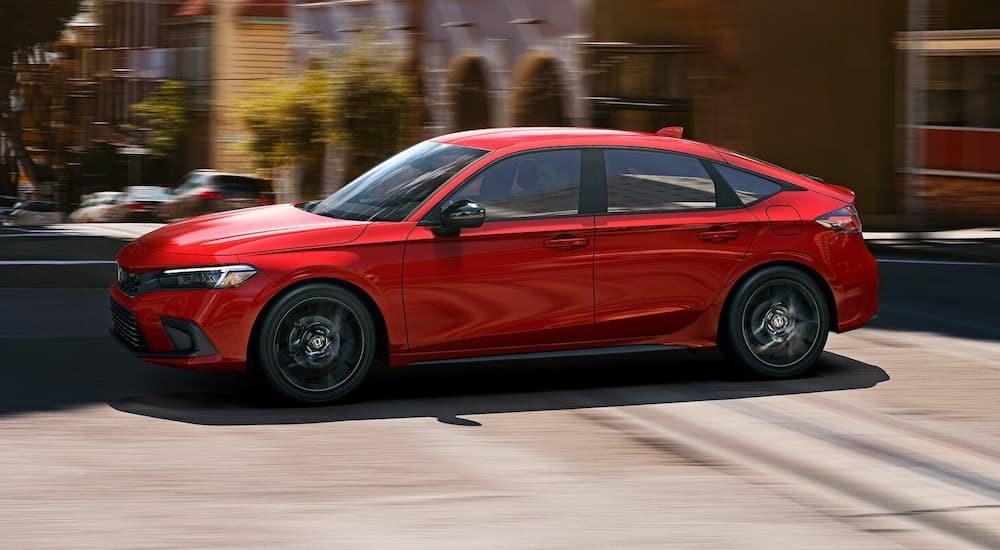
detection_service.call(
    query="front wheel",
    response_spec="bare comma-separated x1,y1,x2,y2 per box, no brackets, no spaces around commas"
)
254,284,376,405
719,266,830,379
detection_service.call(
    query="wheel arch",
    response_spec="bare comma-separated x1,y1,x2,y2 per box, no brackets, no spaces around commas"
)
247,277,391,366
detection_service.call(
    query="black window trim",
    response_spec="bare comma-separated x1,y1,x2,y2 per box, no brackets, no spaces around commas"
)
420,145,593,226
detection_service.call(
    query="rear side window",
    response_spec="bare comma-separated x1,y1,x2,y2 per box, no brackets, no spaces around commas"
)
714,164,782,205
25,201,54,212
604,149,716,212
215,176,260,193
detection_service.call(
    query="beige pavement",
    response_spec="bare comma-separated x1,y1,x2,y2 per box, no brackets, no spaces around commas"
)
1,326,1000,549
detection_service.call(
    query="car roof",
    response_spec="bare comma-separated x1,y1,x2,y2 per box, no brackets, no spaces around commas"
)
187,170,266,180
433,126,723,159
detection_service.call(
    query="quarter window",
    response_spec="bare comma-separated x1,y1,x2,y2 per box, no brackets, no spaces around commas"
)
603,149,716,212
450,149,582,220
714,164,783,205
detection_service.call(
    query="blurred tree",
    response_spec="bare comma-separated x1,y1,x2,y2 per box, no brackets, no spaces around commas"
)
331,43,416,183
0,1,80,195
241,36,417,199
131,81,188,157
240,68,331,199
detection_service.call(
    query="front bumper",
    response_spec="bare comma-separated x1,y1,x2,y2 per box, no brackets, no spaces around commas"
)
108,279,267,372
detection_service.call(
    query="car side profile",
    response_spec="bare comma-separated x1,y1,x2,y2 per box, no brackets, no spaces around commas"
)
163,170,276,221
111,127,879,405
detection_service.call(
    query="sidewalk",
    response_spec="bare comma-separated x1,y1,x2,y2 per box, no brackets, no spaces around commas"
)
864,227,1000,263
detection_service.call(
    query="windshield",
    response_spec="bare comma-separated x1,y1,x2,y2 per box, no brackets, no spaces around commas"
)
311,141,487,222
175,172,210,194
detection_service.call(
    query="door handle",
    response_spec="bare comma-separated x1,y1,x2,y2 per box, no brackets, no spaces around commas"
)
544,235,589,250
697,227,740,243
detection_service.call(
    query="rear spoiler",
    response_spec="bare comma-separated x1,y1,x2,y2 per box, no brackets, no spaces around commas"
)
655,126,684,139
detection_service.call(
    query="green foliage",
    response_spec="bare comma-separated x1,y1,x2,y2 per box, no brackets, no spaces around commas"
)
240,69,332,169
241,36,417,182
331,45,415,181
131,81,188,156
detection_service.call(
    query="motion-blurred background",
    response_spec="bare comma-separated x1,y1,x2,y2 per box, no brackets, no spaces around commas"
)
3,0,999,229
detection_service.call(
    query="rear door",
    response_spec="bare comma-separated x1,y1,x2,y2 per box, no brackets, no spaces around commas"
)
403,148,596,354
594,148,756,339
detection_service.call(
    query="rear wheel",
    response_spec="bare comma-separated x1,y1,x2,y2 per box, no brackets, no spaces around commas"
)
254,284,376,405
720,266,829,378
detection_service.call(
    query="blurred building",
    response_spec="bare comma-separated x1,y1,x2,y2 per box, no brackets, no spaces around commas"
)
11,1,104,201
289,0,1000,227
91,0,180,143
174,0,291,174
897,1,1000,226
38,0,992,226
38,0,290,193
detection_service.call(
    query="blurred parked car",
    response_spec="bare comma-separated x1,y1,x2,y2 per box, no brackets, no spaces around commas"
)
112,186,172,222
0,195,17,225
162,170,275,220
4,200,63,226
69,191,125,223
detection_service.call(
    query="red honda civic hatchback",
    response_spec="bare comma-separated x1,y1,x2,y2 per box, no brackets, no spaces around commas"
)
111,127,878,404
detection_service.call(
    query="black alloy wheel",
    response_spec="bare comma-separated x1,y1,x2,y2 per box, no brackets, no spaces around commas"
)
720,266,830,379
255,284,376,404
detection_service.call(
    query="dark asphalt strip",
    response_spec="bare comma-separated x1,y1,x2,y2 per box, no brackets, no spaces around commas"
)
0,265,116,288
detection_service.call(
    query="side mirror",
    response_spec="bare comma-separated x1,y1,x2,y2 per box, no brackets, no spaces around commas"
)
435,199,486,236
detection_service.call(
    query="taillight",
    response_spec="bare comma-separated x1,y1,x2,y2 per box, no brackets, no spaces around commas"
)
257,195,275,206
127,202,145,211
816,204,862,234
196,189,223,201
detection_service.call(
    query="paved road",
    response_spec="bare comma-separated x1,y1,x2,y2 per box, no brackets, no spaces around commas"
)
2,225,1000,548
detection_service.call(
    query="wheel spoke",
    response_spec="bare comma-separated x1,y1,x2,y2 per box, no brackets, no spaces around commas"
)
741,279,822,369
271,296,366,393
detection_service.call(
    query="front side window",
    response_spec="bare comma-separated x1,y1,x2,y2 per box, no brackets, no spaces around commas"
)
312,141,487,222
604,149,716,212
447,149,582,221
714,164,782,205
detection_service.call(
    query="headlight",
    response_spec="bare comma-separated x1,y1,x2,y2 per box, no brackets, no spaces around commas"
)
158,265,258,289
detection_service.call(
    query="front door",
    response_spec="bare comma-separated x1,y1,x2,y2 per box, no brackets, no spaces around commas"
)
403,148,595,354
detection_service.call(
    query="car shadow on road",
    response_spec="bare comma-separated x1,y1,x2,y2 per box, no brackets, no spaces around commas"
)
108,349,889,426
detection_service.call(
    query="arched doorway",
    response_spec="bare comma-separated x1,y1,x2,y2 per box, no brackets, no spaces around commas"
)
447,54,492,131
511,52,569,127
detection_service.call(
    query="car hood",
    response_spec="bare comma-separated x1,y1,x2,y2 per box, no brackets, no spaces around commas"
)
138,204,370,256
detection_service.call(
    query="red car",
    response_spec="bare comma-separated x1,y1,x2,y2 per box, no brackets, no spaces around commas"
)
111,127,878,405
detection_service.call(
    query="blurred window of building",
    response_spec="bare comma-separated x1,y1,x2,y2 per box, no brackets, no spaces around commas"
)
926,54,1000,128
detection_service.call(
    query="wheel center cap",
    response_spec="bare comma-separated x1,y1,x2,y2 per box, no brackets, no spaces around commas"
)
764,306,792,336
307,335,329,352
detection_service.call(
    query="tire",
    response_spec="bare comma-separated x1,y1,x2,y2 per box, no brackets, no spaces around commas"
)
253,283,377,405
719,266,830,379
